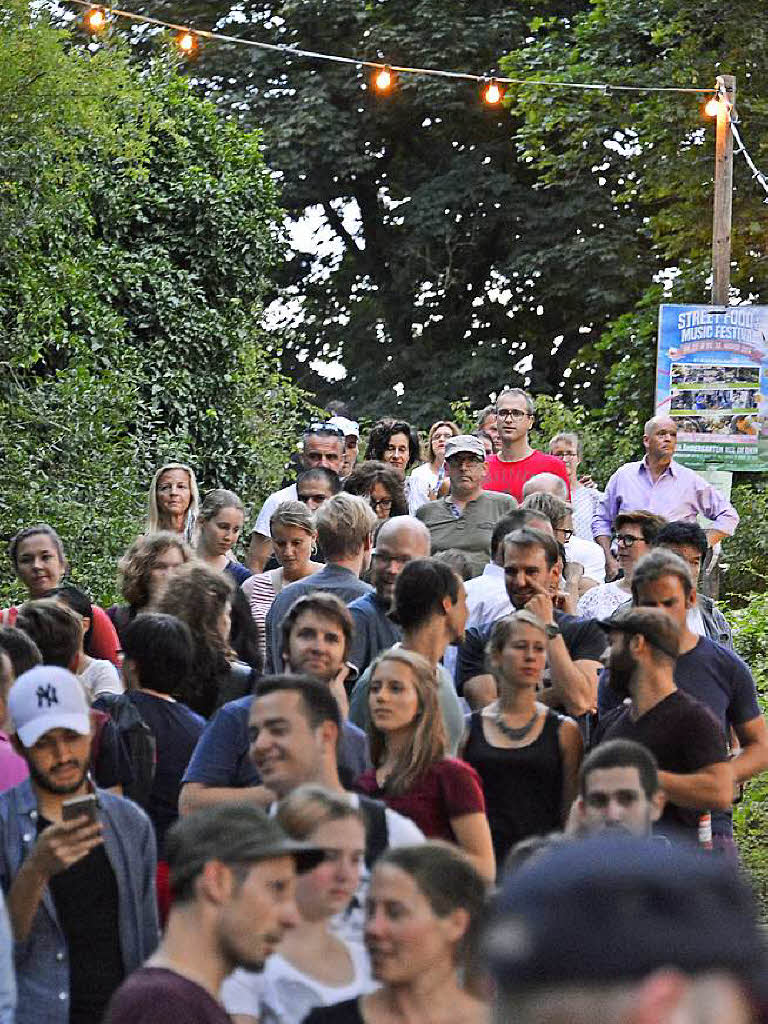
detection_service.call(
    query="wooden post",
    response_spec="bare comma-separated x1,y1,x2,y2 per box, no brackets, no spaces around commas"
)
711,75,736,306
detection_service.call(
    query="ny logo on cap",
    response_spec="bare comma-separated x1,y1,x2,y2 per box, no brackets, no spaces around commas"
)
36,685,59,709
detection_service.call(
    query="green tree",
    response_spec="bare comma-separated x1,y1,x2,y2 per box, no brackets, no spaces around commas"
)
124,0,659,424
0,3,309,604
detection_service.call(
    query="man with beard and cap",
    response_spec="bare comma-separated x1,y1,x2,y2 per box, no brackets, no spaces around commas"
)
0,666,158,1024
593,606,731,844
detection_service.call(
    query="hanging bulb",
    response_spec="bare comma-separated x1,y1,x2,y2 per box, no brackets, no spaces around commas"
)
84,7,107,32
483,78,503,105
374,66,394,93
176,30,198,55
704,96,719,117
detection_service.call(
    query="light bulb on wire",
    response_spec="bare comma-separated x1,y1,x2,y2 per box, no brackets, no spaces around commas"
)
84,6,107,32
374,65,394,93
704,96,720,117
176,30,198,56
482,78,503,105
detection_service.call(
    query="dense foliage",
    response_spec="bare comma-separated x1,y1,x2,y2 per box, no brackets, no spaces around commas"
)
0,4,310,605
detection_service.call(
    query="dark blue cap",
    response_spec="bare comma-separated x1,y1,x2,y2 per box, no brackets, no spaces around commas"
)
485,836,767,995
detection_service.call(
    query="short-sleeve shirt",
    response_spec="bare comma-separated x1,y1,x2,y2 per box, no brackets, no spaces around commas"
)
595,690,728,839
415,491,517,578
104,968,230,1024
598,636,760,837
355,758,485,842
455,610,606,690
182,695,370,792
482,451,571,503
125,692,205,855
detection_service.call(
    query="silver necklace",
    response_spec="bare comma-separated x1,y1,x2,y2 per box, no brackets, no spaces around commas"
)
494,707,539,741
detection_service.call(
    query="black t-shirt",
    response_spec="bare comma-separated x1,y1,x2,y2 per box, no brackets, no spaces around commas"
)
303,999,365,1024
104,967,231,1024
38,814,124,1023
455,609,606,690
126,692,205,856
595,690,728,839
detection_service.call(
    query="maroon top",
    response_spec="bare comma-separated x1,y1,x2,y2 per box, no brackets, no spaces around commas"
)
355,757,486,841
104,967,231,1024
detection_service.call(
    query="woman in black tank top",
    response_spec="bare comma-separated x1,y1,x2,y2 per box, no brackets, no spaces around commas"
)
463,610,583,875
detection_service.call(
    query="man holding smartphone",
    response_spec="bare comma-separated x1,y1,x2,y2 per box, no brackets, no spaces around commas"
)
0,665,159,1024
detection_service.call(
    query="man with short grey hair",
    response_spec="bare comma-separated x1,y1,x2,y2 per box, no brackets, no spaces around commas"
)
416,434,516,578
593,414,739,579
247,422,346,572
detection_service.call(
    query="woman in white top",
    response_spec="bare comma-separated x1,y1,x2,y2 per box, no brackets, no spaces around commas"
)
242,502,323,665
50,584,123,698
407,420,459,515
223,785,375,1024
576,510,668,620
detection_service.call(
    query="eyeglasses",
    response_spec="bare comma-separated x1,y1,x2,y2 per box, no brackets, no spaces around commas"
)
496,408,531,421
372,551,411,567
370,497,393,511
304,422,345,439
616,533,644,547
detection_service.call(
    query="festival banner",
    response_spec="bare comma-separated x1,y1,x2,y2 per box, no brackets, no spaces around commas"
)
655,304,768,472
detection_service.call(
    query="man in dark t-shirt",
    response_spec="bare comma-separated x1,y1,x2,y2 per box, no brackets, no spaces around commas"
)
456,528,604,718
104,805,323,1024
594,606,730,842
599,549,768,851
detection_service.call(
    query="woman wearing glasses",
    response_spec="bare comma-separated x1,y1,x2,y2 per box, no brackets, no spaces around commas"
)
343,462,408,522
407,420,460,515
548,432,603,541
576,510,668,620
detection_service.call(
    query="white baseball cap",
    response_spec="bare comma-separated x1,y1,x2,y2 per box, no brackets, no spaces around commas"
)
327,415,360,439
8,666,90,749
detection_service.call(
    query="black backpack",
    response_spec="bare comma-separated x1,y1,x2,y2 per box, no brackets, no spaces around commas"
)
94,693,157,809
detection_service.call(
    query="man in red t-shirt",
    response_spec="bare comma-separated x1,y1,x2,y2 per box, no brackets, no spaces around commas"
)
482,388,570,502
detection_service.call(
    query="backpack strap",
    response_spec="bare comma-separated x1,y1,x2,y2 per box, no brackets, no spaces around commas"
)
357,794,389,869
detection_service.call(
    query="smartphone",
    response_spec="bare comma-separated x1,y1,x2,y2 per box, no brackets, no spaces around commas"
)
61,794,99,824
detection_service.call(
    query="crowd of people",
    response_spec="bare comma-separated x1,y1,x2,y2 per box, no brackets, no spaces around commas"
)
0,390,766,1024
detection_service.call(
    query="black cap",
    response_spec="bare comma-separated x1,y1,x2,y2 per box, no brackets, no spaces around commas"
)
598,605,680,660
166,804,325,897
485,836,768,996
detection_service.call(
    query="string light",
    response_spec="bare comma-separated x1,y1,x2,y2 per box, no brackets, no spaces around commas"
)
84,6,106,32
176,30,198,56
61,0,713,99
482,78,503,105
704,96,719,117
374,65,394,93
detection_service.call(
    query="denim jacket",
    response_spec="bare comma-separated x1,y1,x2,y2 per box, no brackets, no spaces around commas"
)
0,779,159,1024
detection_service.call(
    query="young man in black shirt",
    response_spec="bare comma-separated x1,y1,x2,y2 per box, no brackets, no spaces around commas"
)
594,606,731,842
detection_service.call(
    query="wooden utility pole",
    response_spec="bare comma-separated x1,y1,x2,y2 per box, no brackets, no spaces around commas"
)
711,74,737,305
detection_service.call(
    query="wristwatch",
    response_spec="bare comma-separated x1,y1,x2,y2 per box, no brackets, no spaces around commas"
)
545,623,561,639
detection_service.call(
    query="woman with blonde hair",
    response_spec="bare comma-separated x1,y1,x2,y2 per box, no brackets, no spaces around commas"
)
242,501,323,665
305,842,489,1024
356,648,495,882
222,785,375,1024
147,461,200,543
407,420,460,514
463,609,582,873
